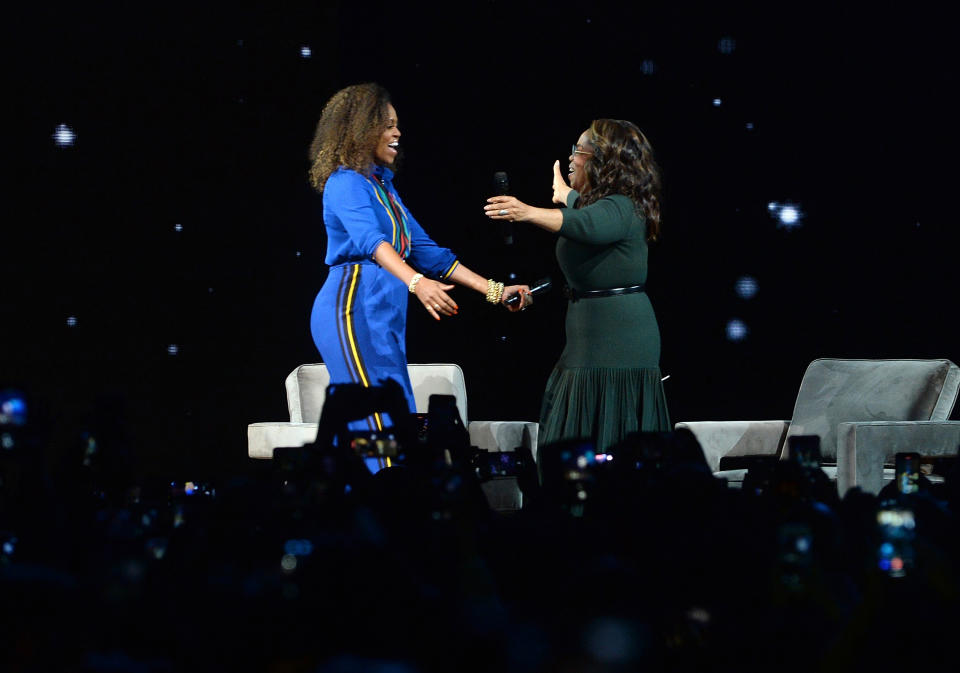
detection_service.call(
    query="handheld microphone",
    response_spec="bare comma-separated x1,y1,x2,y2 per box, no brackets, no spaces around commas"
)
493,171,512,245
505,277,553,306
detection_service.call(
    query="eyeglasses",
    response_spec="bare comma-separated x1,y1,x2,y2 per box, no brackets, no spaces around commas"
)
571,144,593,157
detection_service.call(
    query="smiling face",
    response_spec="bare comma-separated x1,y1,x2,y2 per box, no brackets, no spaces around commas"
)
373,103,401,166
568,130,593,192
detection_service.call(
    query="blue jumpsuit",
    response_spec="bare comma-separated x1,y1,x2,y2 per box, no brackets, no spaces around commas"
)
310,165,460,433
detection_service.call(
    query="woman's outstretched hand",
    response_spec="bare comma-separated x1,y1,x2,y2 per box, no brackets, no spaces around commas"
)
552,160,572,205
501,284,532,312
484,196,531,222
413,278,458,320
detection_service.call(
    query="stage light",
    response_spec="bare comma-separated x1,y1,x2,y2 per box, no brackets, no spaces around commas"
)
53,123,76,147
718,36,736,54
66,316,77,327
745,122,755,130
768,201,804,230
640,59,656,75
295,251,301,257
735,275,758,299
280,554,297,573
712,98,722,107
300,45,312,58
779,206,799,225
174,223,183,232
167,344,179,355
1,434,13,450
726,319,748,342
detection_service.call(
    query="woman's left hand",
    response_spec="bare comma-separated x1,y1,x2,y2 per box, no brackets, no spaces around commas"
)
484,196,531,222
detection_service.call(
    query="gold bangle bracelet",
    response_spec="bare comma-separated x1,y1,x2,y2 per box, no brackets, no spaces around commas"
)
486,279,505,304
408,273,424,294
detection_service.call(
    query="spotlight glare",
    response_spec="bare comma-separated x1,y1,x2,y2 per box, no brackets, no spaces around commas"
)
66,316,78,327
174,223,183,232
725,319,749,342
53,124,76,147
167,344,179,356
779,206,799,224
767,201,804,230
734,276,758,299
300,45,312,58
712,98,722,107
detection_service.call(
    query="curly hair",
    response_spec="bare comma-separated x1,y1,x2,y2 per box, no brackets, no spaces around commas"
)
580,119,663,242
308,83,392,193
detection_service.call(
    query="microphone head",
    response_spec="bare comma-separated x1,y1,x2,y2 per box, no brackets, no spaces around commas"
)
493,171,509,195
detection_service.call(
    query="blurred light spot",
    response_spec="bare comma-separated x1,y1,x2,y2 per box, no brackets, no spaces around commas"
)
300,45,312,58
880,542,894,556
66,316,78,327
779,206,799,224
1,433,13,450
583,617,642,664
687,607,711,624
184,481,196,495
508,272,517,280
174,223,183,232
745,122,755,130
726,319,748,342
768,202,804,230
295,251,302,257
712,98,722,107
2,540,15,555
499,336,507,342
237,39,244,47
640,59,656,75
718,36,737,54
284,539,314,557
735,275,758,299
53,124,76,147
167,344,179,356
281,554,298,573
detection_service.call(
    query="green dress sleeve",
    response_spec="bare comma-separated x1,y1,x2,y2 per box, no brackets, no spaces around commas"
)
559,193,638,245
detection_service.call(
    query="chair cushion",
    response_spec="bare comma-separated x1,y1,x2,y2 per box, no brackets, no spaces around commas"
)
286,364,330,424
785,359,960,462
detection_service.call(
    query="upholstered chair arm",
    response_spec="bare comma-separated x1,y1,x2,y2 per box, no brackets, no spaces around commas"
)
836,421,960,496
248,422,319,459
674,420,791,472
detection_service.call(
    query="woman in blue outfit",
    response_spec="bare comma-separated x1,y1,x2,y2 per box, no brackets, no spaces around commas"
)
308,83,528,433
484,119,671,453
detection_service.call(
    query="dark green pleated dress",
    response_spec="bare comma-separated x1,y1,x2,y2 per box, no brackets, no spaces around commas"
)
538,190,671,453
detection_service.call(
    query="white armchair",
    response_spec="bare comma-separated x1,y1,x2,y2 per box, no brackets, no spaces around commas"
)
676,358,960,496
247,363,539,510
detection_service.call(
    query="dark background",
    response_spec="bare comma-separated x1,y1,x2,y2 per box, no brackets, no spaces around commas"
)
6,1,957,481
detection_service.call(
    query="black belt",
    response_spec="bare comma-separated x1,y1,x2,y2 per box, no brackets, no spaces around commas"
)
564,283,646,301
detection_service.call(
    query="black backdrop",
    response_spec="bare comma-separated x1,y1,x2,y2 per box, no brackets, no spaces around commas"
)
7,1,957,481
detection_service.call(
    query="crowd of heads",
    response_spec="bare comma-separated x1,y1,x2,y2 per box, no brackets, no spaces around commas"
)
2,383,959,672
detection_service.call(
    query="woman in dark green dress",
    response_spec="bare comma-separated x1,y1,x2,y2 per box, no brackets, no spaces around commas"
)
484,118,670,452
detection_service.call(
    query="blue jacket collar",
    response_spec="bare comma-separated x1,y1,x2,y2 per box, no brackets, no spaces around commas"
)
373,164,394,181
